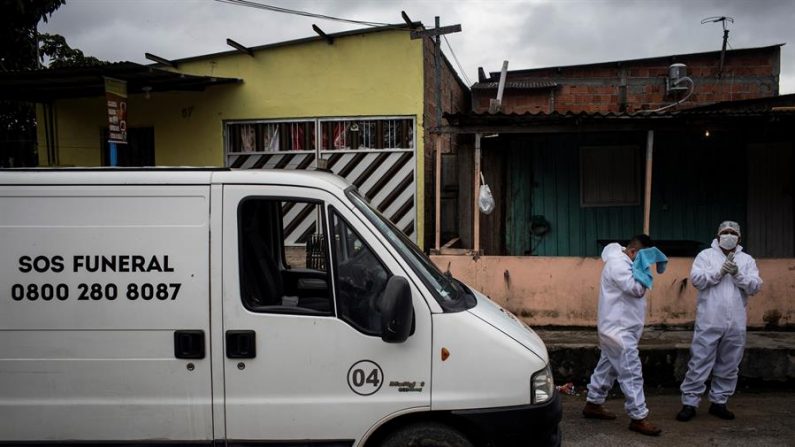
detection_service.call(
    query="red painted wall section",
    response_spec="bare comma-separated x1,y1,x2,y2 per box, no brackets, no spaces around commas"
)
433,255,794,329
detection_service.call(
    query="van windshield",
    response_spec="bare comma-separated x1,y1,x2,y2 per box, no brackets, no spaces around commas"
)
347,189,475,312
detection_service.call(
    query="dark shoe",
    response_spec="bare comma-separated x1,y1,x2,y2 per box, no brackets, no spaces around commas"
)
709,403,735,420
629,418,662,436
582,402,617,420
676,405,696,422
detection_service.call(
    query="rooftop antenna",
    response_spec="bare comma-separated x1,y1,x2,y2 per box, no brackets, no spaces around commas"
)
701,16,734,78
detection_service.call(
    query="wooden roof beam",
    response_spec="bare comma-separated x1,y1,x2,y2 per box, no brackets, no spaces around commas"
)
226,38,254,57
312,25,334,45
401,11,418,29
144,53,177,68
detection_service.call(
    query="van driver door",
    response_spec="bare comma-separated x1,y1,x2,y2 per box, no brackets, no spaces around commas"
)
221,184,431,443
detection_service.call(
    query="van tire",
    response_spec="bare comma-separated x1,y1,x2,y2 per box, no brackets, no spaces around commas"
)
379,422,473,447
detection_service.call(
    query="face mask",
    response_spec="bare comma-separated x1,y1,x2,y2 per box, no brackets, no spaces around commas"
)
719,234,739,250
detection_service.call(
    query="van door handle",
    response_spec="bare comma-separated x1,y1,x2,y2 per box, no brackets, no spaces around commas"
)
174,330,205,359
226,330,256,359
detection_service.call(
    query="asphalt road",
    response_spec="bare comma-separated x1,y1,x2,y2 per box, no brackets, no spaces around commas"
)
559,388,795,446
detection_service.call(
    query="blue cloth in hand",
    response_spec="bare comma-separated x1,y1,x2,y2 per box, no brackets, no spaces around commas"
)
632,247,668,289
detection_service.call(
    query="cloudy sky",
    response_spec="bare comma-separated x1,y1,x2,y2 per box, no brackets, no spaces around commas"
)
40,0,795,93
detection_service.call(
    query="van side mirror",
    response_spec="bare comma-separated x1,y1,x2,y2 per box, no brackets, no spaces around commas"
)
380,276,414,343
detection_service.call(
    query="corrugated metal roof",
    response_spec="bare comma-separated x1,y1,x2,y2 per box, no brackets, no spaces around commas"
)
0,60,130,75
471,80,558,90
444,110,664,127
447,92,795,124
444,106,795,128
0,62,241,101
684,93,795,112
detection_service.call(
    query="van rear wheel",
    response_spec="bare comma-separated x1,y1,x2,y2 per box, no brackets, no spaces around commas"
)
379,422,473,447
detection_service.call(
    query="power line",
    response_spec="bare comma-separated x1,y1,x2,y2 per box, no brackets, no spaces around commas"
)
443,35,472,86
215,1,473,87
215,0,409,30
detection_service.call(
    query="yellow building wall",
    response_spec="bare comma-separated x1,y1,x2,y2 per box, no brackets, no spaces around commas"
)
37,98,105,166
44,29,426,244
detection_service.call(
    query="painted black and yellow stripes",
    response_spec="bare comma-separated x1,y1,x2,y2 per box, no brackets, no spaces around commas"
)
226,150,415,243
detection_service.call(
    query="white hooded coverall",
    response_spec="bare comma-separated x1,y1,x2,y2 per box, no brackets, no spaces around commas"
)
586,243,649,420
681,240,762,407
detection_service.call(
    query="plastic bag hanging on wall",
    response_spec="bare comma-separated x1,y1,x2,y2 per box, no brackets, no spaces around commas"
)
479,172,495,215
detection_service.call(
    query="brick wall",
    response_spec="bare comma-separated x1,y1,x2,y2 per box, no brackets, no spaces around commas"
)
473,46,781,114
422,37,471,249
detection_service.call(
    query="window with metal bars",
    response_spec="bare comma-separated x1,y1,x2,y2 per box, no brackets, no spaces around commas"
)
225,117,414,154
320,119,414,150
226,121,316,153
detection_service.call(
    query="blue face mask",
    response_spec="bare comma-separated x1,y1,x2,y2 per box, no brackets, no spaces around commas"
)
719,234,739,250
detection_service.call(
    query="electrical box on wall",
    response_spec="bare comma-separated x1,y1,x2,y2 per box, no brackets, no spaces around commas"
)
666,63,689,95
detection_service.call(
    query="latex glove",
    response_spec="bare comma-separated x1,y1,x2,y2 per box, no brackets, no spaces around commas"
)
723,260,739,276
720,260,737,276
719,252,737,276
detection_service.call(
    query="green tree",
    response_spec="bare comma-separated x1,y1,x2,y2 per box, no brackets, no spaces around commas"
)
38,32,104,68
1,0,65,167
0,0,65,71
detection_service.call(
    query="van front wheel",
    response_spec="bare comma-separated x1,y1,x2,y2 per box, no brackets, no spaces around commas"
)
379,422,473,447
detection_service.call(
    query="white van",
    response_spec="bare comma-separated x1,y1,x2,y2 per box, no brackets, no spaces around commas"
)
0,168,561,447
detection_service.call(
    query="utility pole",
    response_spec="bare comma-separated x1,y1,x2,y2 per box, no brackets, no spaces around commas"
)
410,17,462,130
410,16,462,252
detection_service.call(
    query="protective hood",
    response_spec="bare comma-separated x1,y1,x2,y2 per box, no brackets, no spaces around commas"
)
465,286,548,363
601,242,626,262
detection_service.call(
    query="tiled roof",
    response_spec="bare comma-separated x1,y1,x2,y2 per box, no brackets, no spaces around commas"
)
443,104,795,127
471,80,558,90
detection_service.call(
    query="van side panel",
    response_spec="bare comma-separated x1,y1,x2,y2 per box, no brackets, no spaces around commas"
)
0,185,212,441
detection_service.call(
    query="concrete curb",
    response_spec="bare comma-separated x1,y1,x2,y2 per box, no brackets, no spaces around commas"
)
537,330,795,386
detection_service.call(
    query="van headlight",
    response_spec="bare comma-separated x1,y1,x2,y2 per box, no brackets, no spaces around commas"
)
531,363,554,404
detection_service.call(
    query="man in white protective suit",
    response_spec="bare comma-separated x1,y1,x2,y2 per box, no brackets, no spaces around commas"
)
676,221,762,422
582,235,662,436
